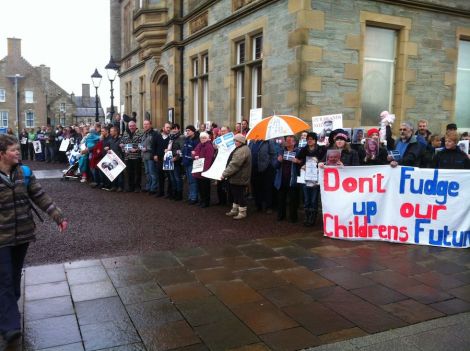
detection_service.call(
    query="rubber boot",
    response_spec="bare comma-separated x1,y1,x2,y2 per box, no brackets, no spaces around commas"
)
233,206,247,220
226,203,239,216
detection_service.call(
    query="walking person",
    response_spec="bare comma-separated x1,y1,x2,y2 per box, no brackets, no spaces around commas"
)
19,129,28,161
0,134,67,349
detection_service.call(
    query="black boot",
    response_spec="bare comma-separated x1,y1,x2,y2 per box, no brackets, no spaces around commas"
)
311,210,318,226
303,209,311,227
174,191,183,201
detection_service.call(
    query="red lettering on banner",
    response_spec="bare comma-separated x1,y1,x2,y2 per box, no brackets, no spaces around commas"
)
400,203,446,220
323,168,386,193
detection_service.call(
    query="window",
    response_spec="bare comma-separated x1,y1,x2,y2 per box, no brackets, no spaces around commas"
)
190,55,209,124
60,103,66,112
25,90,34,104
0,111,8,127
25,111,34,128
202,54,209,123
125,81,132,115
456,40,470,128
361,26,397,126
232,34,263,122
0,89,5,102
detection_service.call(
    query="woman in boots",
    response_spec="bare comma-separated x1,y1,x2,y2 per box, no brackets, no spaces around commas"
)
295,132,325,226
222,134,252,219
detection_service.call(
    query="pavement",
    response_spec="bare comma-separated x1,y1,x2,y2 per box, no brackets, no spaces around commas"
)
6,233,470,351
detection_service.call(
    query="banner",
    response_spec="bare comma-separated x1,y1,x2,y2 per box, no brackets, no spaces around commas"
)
319,165,470,248
202,133,236,180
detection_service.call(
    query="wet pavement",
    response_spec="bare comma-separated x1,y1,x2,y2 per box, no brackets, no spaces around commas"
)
8,234,470,350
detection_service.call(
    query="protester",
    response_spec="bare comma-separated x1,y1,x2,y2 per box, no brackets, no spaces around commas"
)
18,129,28,161
415,119,432,148
432,131,470,169
141,120,158,195
182,125,200,204
222,133,252,219
27,128,36,161
388,122,423,167
421,134,442,168
320,131,360,167
241,119,250,136
0,134,67,348
192,132,215,208
153,122,172,198
120,121,143,192
215,126,230,206
106,126,125,191
362,128,388,165
168,123,185,201
440,123,457,147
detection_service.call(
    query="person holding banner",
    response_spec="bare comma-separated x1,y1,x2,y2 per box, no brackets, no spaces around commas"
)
193,132,215,208
388,122,424,167
295,132,325,226
432,131,470,169
319,131,360,167
222,134,252,219
362,128,388,165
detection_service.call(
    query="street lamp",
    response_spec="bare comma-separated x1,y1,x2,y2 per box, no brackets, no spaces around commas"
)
7,74,24,137
105,56,119,118
91,68,102,122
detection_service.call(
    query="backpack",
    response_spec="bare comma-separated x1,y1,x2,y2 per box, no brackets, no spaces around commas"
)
20,164,44,222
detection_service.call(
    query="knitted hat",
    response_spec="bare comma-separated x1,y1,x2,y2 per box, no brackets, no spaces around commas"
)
334,133,348,141
234,133,246,144
185,125,196,133
367,128,379,137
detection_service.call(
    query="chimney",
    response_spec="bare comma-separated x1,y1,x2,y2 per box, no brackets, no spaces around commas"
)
38,64,51,80
7,38,21,58
82,84,90,97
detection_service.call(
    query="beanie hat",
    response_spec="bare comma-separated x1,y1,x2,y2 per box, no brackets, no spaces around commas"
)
306,132,318,141
334,133,348,141
185,125,196,133
367,128,379,137
234,133,246,144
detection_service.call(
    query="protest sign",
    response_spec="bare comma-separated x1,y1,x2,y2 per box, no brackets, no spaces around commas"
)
305,157,318,182
33,141,42,154
249,108,263,129
21,137,27,145
458,140,469,154
163,150,174,170
319,165,470,248
202,133,236,180
312,114,343,145
59,138,70,152
97,150,126,181
192,158,205,173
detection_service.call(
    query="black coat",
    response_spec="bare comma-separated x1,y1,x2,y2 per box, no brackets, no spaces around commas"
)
432,148,470,169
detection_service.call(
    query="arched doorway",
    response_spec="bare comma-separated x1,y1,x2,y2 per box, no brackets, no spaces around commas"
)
151,70,168,129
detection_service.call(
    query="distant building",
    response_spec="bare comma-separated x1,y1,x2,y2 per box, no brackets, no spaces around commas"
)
71,84,105,125
110,0,470,133
0,38,104,133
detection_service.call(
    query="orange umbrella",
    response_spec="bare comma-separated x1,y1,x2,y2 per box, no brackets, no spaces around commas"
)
246,115,310,140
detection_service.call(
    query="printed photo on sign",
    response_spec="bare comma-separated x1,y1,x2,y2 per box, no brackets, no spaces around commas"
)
163,150,174,170
312,114,343,144
21,137,27,145
305,156,319,182
365,138,379,159
352,128,365,144
326,149,342,166
98,150,126,182
192,158,205,173
33,141,42,154
457,140,469,154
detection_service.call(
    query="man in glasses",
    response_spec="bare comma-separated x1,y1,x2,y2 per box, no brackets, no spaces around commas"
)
388,122,424,167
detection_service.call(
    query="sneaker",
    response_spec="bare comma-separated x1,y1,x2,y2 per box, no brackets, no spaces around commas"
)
80,178,87,183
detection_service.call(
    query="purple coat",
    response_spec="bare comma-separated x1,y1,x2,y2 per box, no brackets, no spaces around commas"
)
193,141,215,179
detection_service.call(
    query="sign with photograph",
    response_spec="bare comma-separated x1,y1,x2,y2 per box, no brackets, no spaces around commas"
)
325,149,342,166
312,114,343,145
192,158,205,173
457,140,469,154
33,141,42,154
97,150,126,182
249,108,263,129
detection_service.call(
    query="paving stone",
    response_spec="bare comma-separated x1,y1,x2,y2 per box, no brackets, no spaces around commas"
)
207,280,264,306
231,300,298,334
317,267,375,290
310,245,348,258
25,281,70,301
66,265,109,286
453,271,470,284
25,264,66,286
139,320,200,351
412,271,465,290
163,282,212,302
70,280,117,302
171,344,209,351
64,259,102,270
193,267,236,284
429,298,470,315
366,270,421,290
95,344,146,351
173,247,207,258
154,266,197,286
259,285,313,308
256,238,292,248
195,318,259,351
282,302,355,335
378,256,430,276
181,255,223,270
403,327,469,351
37,343,85,351
24,296,74,321
141,251,181,271
260,327,320,350
117,281,166,304
317,327,367,344
394,284,452,304
330,256,386,273
75,296,129,326
24,315,81,350
448,284,470,302
308,286,360,304
217,256,262,272
226,343,270,351
238,244,280,259
256,257,298,271
203,245,243,258
350,285,408,305
290,237,323,249
381,299,445,324
359,337,420,351
237,268,289,290
176,296,234,326
274,246,316,259
102,255,143,269
421,260,467,275
81,319,141,351
126,299,183,330
107,265,155,288
293,257,338,270
275,267,334,291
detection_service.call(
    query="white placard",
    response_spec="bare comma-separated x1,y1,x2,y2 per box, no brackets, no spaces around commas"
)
59,139,70,152
192,158,205,173
304,156,318,182
33,141,42,154
312,114,343,145
249,108,263,129
20,137,27,145
97,150,126,182
457,140,469,154
203,134,236,180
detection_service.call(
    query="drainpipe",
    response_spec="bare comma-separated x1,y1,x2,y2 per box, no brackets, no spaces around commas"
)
178,0,185,129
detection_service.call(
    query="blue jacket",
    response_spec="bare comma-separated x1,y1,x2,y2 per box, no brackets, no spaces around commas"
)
249,140,277,173
182,136,200,167
274,147,299,190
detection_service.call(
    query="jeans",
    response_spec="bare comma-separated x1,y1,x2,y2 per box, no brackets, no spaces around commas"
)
143,159,158,192
169,163,183,192
126,158,142,191
185,164,198,201
303,184,320,210
45,143,55,162
0,243,28,334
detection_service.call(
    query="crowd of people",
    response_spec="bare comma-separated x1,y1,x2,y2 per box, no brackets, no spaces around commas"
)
19,114,470,226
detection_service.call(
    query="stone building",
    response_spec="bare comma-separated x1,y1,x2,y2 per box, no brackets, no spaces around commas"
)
0,38,104,133
110,0,470,133
71,84,105,125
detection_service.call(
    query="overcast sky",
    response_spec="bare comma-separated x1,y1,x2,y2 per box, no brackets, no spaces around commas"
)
0,0,120,112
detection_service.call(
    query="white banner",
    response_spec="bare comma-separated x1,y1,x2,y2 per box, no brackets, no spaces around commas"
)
319,165,470,248
202,133,236,180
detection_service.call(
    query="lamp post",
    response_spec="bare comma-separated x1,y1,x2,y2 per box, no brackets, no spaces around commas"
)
105,56,119,118
7,74,24,137
91,68,102,122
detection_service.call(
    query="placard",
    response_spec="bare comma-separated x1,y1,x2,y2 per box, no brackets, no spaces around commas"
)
97,150,126,182
249,108,263,129
312,114,343,145
192,158,205,173
59,138,70,152
203,133,236,180
457,140,469,154
33,141,42,154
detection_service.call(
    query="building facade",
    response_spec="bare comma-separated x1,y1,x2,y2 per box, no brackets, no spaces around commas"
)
0,38,104,133
111,0,470,133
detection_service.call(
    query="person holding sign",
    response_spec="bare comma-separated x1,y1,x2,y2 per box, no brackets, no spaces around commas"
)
222,134,252,219
192,132,215,208
388,122,424,167
319,131,359,167
362,128,388,165
182,126,200,204
432,131,470,169
19,129,28,161
295,132,325,226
